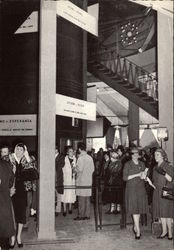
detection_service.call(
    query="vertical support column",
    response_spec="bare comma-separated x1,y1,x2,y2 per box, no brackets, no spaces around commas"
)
119,127,128,147
158,12,173,164
128,101,139,146
38,0,57,239
82,0,88,142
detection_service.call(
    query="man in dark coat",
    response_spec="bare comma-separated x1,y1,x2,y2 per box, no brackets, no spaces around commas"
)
0,159,15,250
55,146,65,216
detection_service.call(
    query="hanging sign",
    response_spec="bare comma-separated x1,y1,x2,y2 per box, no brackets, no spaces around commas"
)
56,94,96,121
56,0,98,36
0,115,37,136
15,11,38,34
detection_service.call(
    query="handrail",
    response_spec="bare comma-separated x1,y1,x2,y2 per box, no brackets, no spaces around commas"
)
88,49,158,101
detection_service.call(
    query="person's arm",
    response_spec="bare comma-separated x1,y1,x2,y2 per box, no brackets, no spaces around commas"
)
123,162,142,181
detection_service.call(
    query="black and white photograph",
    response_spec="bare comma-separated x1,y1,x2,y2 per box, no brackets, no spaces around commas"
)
0,0,173,249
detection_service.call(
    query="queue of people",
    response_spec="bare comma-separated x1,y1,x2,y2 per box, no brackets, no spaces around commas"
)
88,145,174,241
0,141,173,250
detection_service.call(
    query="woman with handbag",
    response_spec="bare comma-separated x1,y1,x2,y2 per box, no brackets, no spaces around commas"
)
11,143,38,248
123,147,148,239
152,148,174,240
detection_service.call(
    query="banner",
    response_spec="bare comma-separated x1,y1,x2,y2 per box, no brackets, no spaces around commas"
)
57,1,98,36
56,94,96,121
0,115,37,136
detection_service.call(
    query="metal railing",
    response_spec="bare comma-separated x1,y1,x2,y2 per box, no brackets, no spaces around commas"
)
89,50,158,101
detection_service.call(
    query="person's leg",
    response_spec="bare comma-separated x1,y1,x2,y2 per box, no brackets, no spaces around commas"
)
166,218,173,238
55,193,62,213
69,203,72,213
160,218,167,236
84,196,90,218
78,196,85,218
132,214,141,237
63,203,67,216
16,223,23,245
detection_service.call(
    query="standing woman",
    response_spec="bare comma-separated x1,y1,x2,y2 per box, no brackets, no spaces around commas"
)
152,148,174,240
61,146,76,216
123,147,148,239
12,143,33,248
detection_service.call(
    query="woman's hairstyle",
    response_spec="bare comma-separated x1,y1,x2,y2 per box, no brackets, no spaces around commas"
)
155,148,168,161
77,142,86,151
65,146,73,154
15,143,25,151
129,147,139,155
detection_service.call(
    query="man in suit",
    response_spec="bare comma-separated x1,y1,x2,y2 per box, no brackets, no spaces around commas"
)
74,142,94,220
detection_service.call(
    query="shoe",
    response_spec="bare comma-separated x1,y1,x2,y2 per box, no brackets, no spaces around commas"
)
113,210,120,214
69,210,72,214
83,217,90,220
17,241,23,248
135,233,141,240
63,212,67,217
168,237,173,240
157,232,168,239
9,243,16,249
73,217,84,221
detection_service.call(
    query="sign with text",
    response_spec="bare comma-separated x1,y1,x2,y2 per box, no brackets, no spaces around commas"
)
56,94,96,121
15,11,38,34
56,1,98,36
0,115,37,136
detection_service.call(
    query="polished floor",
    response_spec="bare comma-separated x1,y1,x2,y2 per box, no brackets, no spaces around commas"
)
19,204,173,250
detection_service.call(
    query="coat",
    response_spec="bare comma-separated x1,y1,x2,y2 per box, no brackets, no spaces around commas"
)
76,151,94,197
55,154,65,194
61,155,76,203
0,159,15,238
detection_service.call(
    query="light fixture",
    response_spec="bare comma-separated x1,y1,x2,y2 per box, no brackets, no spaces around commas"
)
120,21,139,47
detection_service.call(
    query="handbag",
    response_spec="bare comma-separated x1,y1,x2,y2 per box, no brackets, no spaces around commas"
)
161,183,174,201
21,167,39,181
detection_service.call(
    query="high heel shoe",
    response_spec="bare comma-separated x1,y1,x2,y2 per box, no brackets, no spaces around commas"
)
135,233,141,240
17,241,23,248
157,232,168,239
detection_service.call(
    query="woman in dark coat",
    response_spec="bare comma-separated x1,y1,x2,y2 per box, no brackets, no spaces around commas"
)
11,143,34,247
152,148,174,240
0,159,15,250
123,147,148,239
104,152,123,213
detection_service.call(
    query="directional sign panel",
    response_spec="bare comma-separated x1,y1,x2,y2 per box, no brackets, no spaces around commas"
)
56,94,96,121
56,0,98,36
15,11,38,34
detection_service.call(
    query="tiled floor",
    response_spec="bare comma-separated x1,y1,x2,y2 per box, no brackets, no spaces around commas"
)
19,204,173,250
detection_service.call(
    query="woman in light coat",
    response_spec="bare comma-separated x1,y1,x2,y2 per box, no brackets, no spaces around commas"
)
61,146,76,216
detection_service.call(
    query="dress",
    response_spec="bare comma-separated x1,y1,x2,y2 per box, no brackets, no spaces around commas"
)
61,156,76,203
152,161,174,218
12,159,28,224
123,160,148,214
0,160,15,238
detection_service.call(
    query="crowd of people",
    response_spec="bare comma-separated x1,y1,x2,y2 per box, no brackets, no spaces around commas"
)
0,143,38,250
87,145,174,240
0,141,174,250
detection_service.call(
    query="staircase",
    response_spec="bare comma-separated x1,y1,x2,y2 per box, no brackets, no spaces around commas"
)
88,50,158,119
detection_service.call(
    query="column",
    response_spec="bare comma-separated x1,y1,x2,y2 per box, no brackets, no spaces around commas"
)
119,127,128,147
38,0,57,239
128,101,139,146
158,12,173,164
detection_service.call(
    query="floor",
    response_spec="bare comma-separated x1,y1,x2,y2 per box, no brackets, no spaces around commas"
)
17,204,173,250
